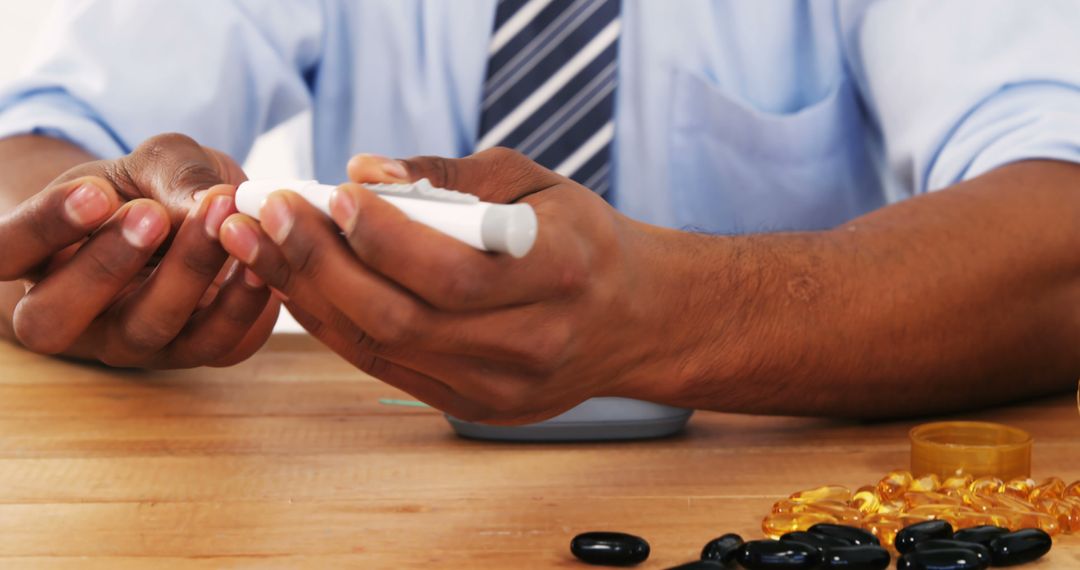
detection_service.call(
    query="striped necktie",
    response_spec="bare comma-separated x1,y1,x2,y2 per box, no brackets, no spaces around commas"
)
476,0,620,195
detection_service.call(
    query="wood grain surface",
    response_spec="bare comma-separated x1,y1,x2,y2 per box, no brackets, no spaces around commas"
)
0,335,1077,568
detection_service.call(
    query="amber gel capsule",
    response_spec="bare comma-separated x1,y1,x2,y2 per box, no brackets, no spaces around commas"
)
877,470,914,501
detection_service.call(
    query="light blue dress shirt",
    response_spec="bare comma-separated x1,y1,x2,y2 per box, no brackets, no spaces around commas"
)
1,0,1079,233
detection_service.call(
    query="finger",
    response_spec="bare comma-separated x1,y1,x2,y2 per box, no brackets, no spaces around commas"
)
347,147,561,204
106,185,236,358
11,199,170,354
232,193,441,353
225,197,558,419
208,287,281,367
0,176,122,280
284,299,472,415
160,264,273,368
329,184,580,310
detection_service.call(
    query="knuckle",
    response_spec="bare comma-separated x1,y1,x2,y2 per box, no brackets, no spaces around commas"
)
22,204,56,249
83,247,133,287
12,300,68,354
99,159,139,197
135,133,198,158
218,296,260,328
370,302,420,348
260,261,298,298
360,353,391,378
431,156,453,188
520,323,572,374
116,315,175,355
179,248,225,281
168,158,222,192
483,146,524,164
555,254,589,296
413,155,457,189
289,239,323,281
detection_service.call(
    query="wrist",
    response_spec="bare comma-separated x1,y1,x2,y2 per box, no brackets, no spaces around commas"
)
624,225,842,413
612,221,748,406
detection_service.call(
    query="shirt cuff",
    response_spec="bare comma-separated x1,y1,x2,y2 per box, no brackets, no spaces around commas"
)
0,88,129,160
927,81,1080,191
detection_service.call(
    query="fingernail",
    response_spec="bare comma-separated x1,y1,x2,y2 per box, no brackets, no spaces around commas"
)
64,183,111,227
122,202,167,249
204,195,235,239
221,221,260,264
329,188,358,233
243,268,264,288
379,157,408,180
260,195,294,245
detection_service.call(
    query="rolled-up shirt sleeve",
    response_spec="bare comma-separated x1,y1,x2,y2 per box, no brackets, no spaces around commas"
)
0,0,323,161
844,0,1080,193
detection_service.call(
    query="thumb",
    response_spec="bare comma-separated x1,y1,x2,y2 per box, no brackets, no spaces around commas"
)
347,147,559,204
0,176,122,281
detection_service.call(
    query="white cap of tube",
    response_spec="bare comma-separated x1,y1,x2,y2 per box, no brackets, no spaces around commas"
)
235,179,538,258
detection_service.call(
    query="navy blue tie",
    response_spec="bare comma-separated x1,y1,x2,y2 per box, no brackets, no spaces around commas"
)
476,0,620,195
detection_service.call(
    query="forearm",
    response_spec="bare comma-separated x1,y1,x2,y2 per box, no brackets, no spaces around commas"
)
0,135,97,342
651,160,1080,418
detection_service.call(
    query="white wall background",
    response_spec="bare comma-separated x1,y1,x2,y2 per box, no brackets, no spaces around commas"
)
0,1,308,180
0,2,308,331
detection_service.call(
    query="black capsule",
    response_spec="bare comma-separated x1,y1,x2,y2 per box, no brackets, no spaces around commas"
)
951,526,1009,548
914,539,990,564
822,545,891,570
570,532,650,566
895,520,954,553
806,523,881,546
897,548,987,570
780,531,850,554
700,533,743,564
665,561,725,570
988,528,1052,566
735,540,822,569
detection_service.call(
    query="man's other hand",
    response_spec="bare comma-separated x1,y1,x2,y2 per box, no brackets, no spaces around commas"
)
0,133,278,368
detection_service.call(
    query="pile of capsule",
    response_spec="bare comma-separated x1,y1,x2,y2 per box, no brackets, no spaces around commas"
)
571,522,1053,569
763,471,1080,548
574,522,1054,565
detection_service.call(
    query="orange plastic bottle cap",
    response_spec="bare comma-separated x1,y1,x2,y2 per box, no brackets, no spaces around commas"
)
910,421,1031,480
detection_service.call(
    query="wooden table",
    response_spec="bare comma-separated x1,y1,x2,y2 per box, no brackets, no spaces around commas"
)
0,335,1077,569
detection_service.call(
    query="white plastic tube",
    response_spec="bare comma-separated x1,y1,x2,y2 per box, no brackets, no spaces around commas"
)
235,179,538,258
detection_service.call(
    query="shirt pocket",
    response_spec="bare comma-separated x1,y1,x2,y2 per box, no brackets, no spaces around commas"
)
667,68,879,233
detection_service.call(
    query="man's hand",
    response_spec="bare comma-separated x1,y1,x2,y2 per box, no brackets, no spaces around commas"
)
220,148,676,424
221,148,1080,421
0,133,278,368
